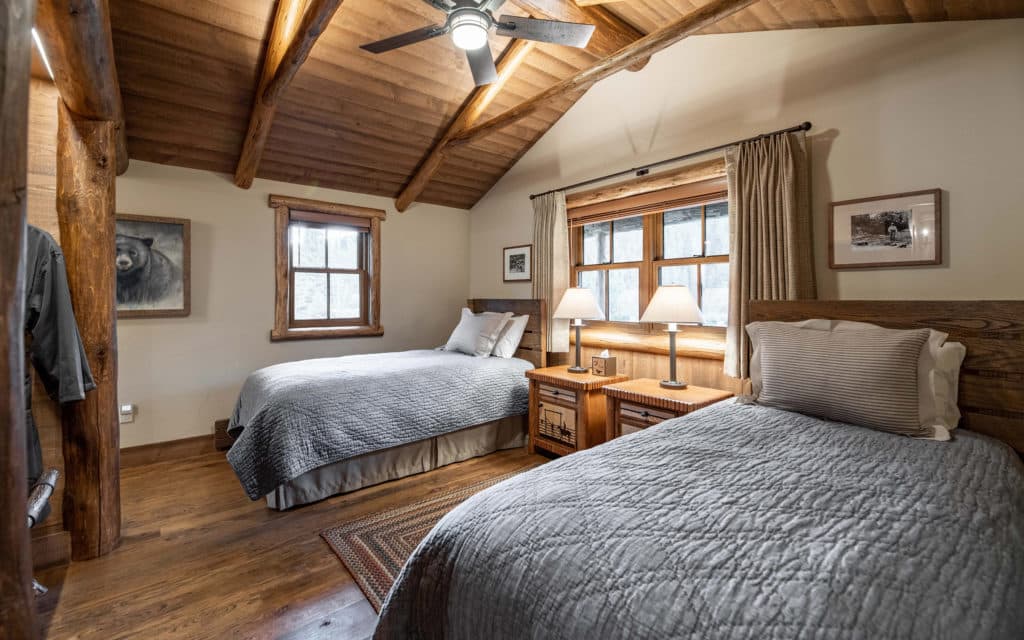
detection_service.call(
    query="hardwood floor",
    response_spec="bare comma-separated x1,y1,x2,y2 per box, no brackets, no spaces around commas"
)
36,448,546,639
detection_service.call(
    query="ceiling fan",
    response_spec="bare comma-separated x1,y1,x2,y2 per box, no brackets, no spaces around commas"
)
360,0,596,86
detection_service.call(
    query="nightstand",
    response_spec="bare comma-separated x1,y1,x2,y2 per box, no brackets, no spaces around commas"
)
603,379,734,440
525,366,628,457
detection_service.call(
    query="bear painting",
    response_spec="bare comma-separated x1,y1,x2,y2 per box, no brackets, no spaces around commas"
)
115,215,190,318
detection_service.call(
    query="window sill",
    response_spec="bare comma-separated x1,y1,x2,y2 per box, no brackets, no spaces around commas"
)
572,325,726,361
270,325,384,342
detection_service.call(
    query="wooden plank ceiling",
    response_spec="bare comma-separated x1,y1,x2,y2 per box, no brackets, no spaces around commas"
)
108,0,1024,210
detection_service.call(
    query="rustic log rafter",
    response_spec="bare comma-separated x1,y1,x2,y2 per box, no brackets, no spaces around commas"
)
448,0,761,147
399,0,650,210
234,0,346,189
34,0,129,175
395,39,535,212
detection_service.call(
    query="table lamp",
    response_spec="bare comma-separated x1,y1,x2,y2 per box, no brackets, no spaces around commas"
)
552,288,604,373
640,285,703,389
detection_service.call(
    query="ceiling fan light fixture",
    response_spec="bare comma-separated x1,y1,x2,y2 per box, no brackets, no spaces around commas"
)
450,11,489,50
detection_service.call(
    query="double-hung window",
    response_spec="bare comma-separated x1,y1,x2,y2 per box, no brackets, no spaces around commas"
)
271,195,384,340
569,178,730,327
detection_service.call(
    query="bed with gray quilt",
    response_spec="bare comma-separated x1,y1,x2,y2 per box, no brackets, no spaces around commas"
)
227,350,532,503
374,401,1024,639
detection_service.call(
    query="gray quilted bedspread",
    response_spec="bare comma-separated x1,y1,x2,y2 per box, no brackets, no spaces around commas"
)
227,350,532,500
375,401,1024,640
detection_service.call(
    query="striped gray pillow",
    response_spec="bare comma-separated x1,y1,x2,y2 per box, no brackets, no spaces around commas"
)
755,324,931,436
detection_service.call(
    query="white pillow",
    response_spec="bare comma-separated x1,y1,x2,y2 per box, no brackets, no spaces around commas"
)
444,308,512,357
746,319,966,441
491,315,530,359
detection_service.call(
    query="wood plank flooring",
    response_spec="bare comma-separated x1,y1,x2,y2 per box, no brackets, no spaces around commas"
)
36,448,546,639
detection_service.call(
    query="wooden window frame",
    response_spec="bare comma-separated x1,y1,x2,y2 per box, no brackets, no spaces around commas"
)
569,178,728,336
270,194,385,341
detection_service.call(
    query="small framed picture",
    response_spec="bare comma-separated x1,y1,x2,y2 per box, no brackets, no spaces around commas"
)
503,244,532,282
829,189,942,269
116,214,191,318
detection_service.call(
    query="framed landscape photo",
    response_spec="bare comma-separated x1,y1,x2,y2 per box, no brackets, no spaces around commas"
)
115,214,191,318
503,244,532,282
829,189,942,269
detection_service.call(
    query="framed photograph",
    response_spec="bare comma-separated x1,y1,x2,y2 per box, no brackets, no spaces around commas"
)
829,189,942,269
503,244,532,282
115,214,191,318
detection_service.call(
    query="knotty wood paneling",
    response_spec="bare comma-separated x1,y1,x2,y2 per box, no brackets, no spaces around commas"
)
108,0,1023,209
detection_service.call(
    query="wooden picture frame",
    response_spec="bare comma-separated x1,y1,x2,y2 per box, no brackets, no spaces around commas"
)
503,244,532,282
115,213,191,318
829,189,942,269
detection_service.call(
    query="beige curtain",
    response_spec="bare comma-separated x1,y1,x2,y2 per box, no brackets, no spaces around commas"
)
531,191,570,352
724,131,816,378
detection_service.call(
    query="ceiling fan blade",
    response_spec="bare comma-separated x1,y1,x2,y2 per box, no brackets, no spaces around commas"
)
465,46,498,86
495,15,595,48
478,0,506,12
360,24,449,54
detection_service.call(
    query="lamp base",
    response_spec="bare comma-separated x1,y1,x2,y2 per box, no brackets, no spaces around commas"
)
659,380,688,390
567,366,589,374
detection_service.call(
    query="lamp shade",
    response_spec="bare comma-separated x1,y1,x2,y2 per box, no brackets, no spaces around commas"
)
552,288,604,320
640,286,703,324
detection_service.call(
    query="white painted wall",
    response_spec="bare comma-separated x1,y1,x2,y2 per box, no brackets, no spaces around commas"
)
468,20,1024,301
116,161,469,447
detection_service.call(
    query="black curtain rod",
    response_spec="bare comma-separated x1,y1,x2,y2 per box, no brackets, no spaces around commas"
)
529,121,812,201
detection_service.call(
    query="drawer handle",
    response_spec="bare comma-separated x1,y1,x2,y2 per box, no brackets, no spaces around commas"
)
642,411,650,417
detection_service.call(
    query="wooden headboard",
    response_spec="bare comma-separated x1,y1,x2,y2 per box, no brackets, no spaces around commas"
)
467,299,547,369
748,300,1024,455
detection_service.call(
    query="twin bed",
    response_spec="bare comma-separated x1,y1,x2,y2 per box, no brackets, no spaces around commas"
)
227,299,546,509
226,298,1024,638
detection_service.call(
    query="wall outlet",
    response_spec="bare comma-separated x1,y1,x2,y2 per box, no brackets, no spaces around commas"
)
119,404,135,424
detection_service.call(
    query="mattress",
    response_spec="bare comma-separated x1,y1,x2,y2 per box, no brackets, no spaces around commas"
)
375,401,1024,640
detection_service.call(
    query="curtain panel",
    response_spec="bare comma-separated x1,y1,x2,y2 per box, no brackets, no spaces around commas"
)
531,191,570,352
724,131,816,378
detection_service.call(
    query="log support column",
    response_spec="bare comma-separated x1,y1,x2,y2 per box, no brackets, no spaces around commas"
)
55,101,120,561
1,1,38,636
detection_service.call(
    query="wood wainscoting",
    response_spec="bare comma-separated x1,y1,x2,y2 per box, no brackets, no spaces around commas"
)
558,324,747,395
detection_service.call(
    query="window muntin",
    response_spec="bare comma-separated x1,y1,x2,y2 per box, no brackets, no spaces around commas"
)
288,221,367,327
571,196,729,327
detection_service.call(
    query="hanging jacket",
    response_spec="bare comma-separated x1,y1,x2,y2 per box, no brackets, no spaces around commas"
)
23,225,95,490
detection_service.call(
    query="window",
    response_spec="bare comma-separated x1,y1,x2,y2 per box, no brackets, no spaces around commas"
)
570,180,729,327
271,194,384,341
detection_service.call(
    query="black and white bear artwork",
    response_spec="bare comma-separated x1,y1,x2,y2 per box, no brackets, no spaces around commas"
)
115,233,182,305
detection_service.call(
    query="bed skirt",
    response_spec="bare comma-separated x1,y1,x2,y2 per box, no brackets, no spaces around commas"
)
265,414,527,510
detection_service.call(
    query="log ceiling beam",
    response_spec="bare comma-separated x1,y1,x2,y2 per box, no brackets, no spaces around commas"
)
449,0,760,148
234,0,345,189
395,39,535,212
510,0,649,71
35,0,129,175
1,1,40,637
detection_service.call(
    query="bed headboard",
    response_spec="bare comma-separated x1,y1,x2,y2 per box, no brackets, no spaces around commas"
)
467,299,547,369
748,300,1024,455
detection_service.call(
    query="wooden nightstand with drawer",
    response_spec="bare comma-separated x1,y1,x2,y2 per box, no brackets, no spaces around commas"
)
603,379,734,440
525,366,628,457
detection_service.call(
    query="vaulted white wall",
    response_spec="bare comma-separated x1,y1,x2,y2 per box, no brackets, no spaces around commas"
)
116,162,470,446
467,20,1024,301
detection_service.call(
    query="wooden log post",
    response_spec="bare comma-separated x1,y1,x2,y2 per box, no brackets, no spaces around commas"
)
0,0,39,637
55,101,120,561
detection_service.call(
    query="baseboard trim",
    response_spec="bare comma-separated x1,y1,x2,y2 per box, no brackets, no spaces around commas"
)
121,434,216,468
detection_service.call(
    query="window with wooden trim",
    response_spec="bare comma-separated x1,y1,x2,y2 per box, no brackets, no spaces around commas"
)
270,195,384,341
570,178,729,327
